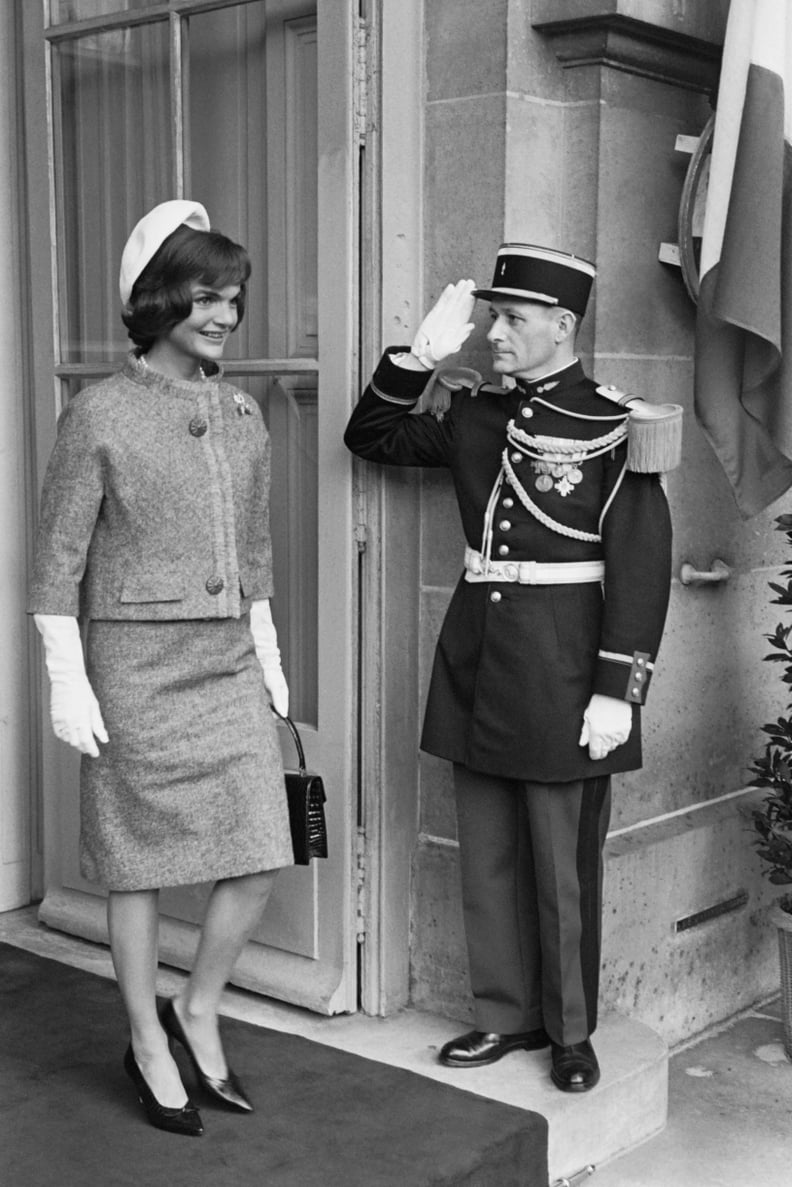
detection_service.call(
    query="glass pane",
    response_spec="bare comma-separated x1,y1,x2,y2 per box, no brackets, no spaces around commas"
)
246,373,319,726
49,0,160,22
188,2,318,363
56,24,170,363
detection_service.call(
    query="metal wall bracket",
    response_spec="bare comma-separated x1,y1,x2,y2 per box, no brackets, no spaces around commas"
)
551,1165,596,1187
680,558,731,586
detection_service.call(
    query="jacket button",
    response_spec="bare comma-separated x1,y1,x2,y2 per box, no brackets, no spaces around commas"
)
511,452,522,464
189,416,208,437
490,590,502,603
520,406,534,418
499,520,512,531
502,497,514,509
205,575,225,595
498,545,510,556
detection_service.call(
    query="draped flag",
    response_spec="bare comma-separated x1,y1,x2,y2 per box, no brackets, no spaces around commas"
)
694,0,792,518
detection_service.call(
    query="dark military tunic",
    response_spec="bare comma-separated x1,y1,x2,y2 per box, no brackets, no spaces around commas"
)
344,350,672,783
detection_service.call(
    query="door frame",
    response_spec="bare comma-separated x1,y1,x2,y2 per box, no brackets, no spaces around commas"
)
20,0,361,1016
356,0,426,1015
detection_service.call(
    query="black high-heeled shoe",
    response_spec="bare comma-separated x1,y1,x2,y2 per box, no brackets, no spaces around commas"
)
123,1044,204,1136
160,998,253,1113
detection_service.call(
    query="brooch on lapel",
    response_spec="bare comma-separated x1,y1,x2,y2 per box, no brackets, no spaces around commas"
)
232,392,254,416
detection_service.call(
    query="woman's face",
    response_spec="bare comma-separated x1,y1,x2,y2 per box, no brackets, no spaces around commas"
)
156,281,242,374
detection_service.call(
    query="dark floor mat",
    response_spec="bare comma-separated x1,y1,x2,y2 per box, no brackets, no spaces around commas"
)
0,942,547,1187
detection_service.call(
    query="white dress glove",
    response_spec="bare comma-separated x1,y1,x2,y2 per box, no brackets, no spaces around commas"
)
34,614,108,757
578,693,632,761
411,279,477,369
250,599,289,718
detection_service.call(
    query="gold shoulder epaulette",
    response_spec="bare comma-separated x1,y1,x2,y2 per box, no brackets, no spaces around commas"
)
595,384,683,473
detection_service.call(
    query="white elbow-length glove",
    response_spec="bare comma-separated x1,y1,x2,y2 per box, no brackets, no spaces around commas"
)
250,599,289,718
579,693,632,761
34,614,108,757
410,279,477,369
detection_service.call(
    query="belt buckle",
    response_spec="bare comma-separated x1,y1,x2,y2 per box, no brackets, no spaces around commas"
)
504,563,519,582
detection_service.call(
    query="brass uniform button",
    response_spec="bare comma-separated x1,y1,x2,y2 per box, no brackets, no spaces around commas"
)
205,575,225,595
189,416,208,437
490,590,502,603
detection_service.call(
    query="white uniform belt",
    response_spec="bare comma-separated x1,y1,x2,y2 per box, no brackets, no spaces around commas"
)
464,547,604,585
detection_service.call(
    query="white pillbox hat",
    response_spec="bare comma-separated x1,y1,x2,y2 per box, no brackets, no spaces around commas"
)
119,199,210,305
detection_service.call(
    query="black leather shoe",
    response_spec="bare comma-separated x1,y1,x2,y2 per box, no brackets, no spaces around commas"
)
439,1028,550,1068
550,1039,600,1092
123,1044,204,1136
160,999,253,1113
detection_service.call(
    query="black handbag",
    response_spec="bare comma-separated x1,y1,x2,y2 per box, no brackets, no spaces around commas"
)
278,713,328,865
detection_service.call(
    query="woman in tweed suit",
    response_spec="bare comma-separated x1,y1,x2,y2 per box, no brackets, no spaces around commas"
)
29,202,294,1137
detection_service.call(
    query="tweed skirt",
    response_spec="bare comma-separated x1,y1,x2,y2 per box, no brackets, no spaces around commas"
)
81,615,294,891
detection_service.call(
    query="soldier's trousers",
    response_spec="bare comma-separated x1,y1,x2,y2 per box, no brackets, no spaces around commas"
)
453,765,611,1046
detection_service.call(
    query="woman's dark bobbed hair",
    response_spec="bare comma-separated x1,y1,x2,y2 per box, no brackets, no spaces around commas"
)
122,224,251,351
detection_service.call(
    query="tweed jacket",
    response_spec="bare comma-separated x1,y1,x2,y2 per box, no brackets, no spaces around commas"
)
344,349,673,782
28,353,274,621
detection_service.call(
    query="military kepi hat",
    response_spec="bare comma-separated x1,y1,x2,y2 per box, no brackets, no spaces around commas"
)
119,199,210,305
473,243,596,317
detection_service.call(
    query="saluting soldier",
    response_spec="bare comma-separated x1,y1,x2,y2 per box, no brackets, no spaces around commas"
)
344,245,677,1093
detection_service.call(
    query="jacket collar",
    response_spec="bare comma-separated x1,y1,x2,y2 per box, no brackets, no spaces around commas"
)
514,359,585,398
123,350,223,398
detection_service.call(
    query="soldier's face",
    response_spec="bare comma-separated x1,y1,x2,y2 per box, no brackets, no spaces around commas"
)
487,299,566,379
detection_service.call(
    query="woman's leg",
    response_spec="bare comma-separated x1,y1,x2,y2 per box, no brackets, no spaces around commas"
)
107,888,188,1108
173,870,279,1077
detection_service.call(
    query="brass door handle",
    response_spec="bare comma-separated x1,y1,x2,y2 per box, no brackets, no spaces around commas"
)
680,559,731,586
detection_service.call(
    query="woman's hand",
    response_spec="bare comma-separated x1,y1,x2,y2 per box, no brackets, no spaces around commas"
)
250,599,289,717
34,614,109,757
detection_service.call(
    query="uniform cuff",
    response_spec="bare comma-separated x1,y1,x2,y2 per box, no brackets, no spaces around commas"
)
594,650,653,704
370,348,432,405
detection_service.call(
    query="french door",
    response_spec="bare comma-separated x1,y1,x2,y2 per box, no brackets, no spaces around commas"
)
23,0,359,1013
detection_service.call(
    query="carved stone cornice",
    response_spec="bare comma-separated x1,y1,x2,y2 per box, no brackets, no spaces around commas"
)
531,10,723,95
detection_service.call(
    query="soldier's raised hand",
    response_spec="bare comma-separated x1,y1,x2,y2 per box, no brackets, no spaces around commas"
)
411,279,476,369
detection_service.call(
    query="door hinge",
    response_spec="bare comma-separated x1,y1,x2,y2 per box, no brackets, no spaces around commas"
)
355,826,367,943
353,17,369,146
551,1165,596,1187
354,522,368,553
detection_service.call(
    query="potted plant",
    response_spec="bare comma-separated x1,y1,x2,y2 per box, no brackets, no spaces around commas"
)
750,512,792,1058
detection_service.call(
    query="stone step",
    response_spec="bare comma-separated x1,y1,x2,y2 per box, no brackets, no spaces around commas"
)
286,1007,668,1185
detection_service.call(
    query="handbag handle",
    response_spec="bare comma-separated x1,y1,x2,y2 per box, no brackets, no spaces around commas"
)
273,709,307,775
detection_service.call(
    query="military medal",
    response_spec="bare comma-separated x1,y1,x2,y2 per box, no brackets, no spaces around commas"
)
532,457,585,497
